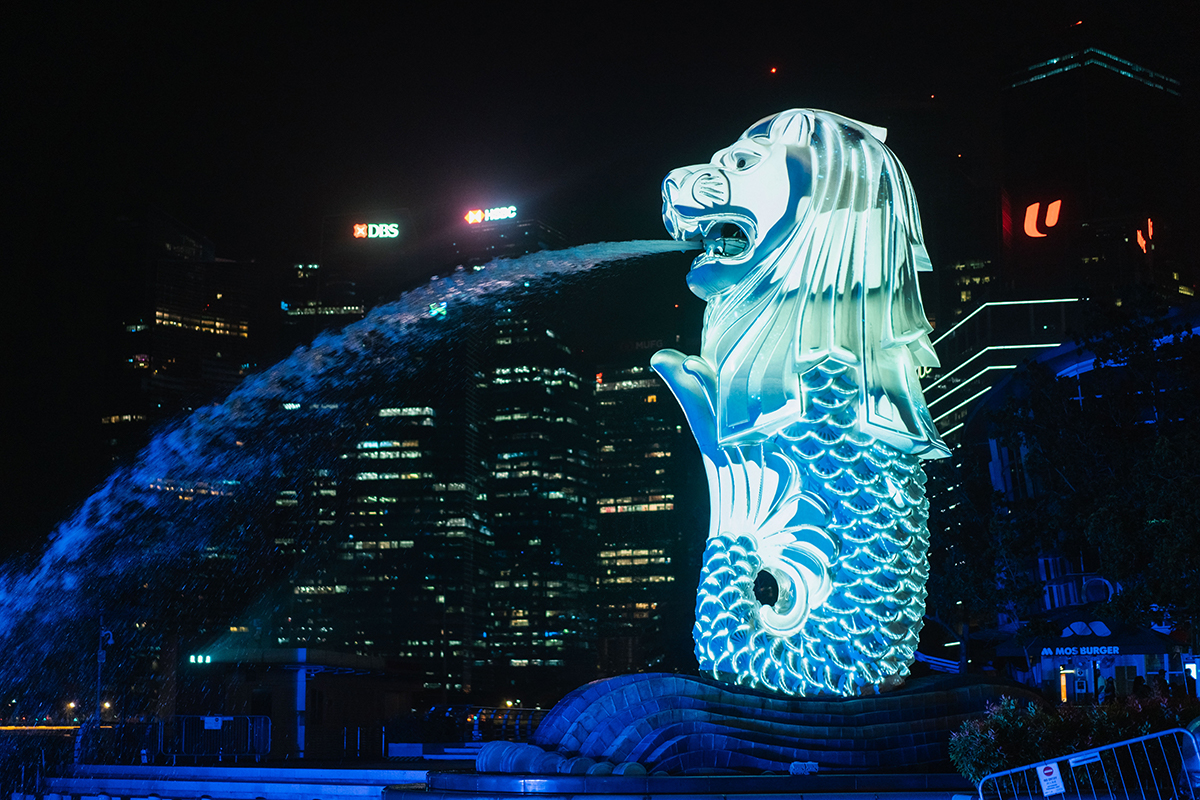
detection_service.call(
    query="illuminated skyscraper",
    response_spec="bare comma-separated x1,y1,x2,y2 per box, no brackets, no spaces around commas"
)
102,211,274,463
924,43,1190,446
279,206,570,701
592,357,700,675
450,205,567,269
482,306,596,704
278,311,490,699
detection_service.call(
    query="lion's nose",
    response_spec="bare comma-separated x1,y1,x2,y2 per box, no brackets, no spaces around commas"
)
662,168,692,201
663,166,729,212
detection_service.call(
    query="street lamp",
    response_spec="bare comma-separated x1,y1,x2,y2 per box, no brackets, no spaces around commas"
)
97,617,113,722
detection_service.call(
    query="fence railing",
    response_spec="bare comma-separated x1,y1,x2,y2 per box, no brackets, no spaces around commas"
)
978,727,1200,800
163,715,271,759
73,722,160,765
466,707,546,742
384,705,545,747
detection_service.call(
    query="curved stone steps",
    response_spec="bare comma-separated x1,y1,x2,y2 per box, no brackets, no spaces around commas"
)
475,672,1042,774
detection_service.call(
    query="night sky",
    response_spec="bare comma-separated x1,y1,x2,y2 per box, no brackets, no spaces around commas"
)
5,3,1197,555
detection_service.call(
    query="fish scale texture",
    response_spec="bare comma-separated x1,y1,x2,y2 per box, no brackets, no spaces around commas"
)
693,361,929,697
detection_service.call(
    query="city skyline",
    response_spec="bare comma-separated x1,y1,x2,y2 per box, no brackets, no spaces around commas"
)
7,6,1197,556
0,5,1197,747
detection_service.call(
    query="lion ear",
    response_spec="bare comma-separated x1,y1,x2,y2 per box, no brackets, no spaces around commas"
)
913,243,933,273
859,122,888,143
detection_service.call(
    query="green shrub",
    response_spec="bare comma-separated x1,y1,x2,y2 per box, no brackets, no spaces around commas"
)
950,694,1200,784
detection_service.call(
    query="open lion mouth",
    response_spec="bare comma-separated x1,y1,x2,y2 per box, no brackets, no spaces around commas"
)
679,216,755,268
703,221,751,259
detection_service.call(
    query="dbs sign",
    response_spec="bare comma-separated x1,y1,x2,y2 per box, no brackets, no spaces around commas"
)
353,223,400,239
1023,200,1062,238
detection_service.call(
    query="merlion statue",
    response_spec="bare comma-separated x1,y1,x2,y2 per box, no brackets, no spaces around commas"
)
652,109,948,697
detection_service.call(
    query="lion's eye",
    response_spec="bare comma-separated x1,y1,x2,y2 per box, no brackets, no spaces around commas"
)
730,151,760,170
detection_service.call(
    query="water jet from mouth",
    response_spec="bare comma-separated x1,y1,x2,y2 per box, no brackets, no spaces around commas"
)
0,239,695,713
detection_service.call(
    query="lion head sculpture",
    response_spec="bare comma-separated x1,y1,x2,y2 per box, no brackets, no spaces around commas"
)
661,109,947,458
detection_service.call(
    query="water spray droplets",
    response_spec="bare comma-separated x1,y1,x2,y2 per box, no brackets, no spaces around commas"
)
0,240,693,704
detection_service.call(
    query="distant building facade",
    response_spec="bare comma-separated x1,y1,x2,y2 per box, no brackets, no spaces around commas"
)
592,356,698,676
481,307,596,705
102,211,275,465
277,207,572,704
917,42,1197,701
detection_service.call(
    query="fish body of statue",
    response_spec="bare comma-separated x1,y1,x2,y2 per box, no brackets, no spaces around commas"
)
652,109,948,697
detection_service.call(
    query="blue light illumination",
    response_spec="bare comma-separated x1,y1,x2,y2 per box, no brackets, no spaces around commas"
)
0,240,699,692
654,110,947,697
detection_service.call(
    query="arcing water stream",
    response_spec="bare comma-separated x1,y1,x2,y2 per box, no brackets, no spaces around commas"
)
0,240,694,713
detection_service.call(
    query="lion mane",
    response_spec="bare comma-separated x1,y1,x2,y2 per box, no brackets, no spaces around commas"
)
698,109,947,458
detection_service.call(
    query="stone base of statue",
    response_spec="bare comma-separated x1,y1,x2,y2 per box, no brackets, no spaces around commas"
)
474,672,1042,775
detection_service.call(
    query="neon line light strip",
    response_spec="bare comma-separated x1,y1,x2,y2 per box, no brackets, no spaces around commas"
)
932,298,1082,347
925,344,1057,394
933,386,995,424
939,422,965,438
927,366,1016,410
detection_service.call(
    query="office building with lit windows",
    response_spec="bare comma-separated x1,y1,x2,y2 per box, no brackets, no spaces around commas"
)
916,39,1197,702
592,357,701,676
101,211,275,465
482,306,597,704
450,205,567,269
275,307,491,699
923,40,1190,445
274,206,574,703
88,211,281,720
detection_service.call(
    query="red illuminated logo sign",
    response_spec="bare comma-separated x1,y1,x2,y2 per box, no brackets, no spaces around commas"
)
353,224,368,238
1136,217,1154,253
1024,200,1062,238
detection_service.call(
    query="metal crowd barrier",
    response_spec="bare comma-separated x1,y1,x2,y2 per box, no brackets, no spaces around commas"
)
978,726,1200,800
162,715,271,759
467,707,547,742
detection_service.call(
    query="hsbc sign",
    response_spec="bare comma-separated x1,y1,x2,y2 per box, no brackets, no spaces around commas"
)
353,223,400,239
465,206,517,224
